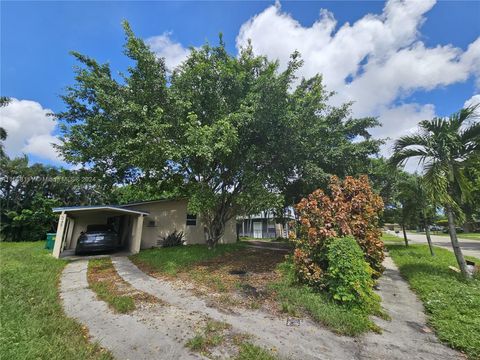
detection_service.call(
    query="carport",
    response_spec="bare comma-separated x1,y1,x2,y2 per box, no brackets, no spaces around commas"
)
52,206,149,259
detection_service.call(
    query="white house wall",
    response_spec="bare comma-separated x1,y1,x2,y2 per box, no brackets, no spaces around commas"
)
125,199,236,247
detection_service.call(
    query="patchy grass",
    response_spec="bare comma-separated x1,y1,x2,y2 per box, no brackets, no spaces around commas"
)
130,243,246,276
387,244,480,359
186,320,231,355
187,320,276,360
132,243,285,310
234,342,278,360
87,258,158,313
87,259,136,313
0,242,112,360
270,261,383,336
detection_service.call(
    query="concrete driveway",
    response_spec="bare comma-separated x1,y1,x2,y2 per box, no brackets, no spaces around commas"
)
388,231,480,259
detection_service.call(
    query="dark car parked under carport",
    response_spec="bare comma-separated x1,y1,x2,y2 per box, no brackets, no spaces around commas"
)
75,224,120,255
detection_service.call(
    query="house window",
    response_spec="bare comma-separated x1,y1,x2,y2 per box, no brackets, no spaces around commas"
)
186,214,197,226
147,220,156,227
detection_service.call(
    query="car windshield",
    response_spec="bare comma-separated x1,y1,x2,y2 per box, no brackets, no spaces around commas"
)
86,224,114,232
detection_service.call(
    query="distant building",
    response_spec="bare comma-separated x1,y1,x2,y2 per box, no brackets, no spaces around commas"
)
237,208,295,239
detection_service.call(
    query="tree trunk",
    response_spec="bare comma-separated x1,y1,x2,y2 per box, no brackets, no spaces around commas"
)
424,223,435,256
402,223,409,247
446,205,470,279
205,215,227,249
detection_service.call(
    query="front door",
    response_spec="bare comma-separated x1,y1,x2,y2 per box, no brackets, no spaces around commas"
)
253,222,262,238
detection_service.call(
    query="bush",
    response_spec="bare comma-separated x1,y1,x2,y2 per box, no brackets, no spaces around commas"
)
291,175,384,287
161,230,185,247
325,236,378,309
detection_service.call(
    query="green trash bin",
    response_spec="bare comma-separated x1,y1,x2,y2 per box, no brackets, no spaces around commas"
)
45,233,56,250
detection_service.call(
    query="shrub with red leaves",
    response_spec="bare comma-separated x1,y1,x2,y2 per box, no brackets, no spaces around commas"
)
291,175,385,287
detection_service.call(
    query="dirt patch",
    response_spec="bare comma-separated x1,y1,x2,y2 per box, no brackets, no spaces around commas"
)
133,247,287,313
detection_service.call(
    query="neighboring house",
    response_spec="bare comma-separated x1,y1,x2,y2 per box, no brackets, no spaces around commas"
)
52,199,236,258
237,208,295,239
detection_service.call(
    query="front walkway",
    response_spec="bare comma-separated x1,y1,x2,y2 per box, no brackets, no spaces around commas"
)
59,253,462,359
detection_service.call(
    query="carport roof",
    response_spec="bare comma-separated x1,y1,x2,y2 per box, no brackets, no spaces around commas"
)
52,205,149,216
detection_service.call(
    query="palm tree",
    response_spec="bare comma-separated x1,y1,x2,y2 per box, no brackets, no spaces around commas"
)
390,105,480,278
397,174,436,256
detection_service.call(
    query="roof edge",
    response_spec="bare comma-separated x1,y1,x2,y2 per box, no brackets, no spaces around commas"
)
53,205,149,216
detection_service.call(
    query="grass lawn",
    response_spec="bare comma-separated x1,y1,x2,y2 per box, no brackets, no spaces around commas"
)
130,243,247,276
381,232,404,243
0,242,112,360
432,232,480,241
387,244,480,359
407,230,480,241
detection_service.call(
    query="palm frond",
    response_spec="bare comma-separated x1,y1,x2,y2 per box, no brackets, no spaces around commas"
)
423,160,450,205
389,148,429,167
460,121,480,145
392,133,429,154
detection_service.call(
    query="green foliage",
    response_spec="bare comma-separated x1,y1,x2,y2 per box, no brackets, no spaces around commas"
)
390,105,480,218
270,261,380,335
0,153,116,241
3,195,59,242
0,242,112,359
160,230,185,248
388,244,480,359
292,176,385,286
325,237,379,310
57,21,382,248
390,105,480,277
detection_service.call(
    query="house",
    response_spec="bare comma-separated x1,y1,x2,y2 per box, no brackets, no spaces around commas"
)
52,199,236,258
237,208,295,239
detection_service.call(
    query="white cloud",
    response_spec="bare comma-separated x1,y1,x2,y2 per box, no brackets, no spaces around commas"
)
236,0,480,147
0,98,63,163
146,32,191,70
464,94,480,108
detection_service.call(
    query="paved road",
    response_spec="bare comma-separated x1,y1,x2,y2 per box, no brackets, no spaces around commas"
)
388,231,480,259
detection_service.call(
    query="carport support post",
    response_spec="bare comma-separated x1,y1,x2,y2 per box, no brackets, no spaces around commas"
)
52,211,67,259
130,215,144,254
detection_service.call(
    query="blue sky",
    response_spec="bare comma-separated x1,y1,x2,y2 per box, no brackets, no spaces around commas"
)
1,0,479,167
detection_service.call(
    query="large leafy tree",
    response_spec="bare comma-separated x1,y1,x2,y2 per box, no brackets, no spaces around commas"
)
390,106,480,278
56,22,382,247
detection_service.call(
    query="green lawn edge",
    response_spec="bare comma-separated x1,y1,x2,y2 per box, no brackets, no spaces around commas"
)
0,242,112,360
